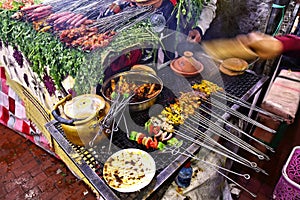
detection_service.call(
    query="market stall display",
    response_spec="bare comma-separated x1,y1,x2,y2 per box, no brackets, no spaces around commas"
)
0,0,289,199
44,66,272,199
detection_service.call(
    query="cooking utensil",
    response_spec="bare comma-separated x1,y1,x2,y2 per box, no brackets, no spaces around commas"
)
201,98,276,134
196,105,275,152
170,51,204,77
213,91,285,122
51,94,110,146
101,70,163,111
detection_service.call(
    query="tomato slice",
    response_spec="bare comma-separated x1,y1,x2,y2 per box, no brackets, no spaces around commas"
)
137,133,145,145
145,137,153,149
150,137,158,149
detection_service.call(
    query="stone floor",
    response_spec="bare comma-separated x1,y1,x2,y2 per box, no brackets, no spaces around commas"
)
0,111,299,200
0,124,96,200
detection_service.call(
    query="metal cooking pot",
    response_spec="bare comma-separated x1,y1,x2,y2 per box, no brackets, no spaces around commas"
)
51,94,110,146
101,70,163,111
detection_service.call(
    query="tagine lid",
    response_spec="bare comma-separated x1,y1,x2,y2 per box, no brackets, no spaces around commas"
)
170,51,204,77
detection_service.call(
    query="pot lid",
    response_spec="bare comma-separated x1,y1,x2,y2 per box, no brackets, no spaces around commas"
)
64,94,106,119
170,51,204,77
173,51,203,73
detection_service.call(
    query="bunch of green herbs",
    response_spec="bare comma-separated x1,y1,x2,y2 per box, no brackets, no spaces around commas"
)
0,9,85,88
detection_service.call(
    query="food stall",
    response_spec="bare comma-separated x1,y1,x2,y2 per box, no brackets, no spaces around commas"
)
0,0,298,199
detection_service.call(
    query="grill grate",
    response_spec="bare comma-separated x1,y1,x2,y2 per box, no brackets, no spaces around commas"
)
48,69,268,200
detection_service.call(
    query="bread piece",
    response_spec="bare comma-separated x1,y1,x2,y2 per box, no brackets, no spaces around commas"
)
221,58,248,72
219,64,245,76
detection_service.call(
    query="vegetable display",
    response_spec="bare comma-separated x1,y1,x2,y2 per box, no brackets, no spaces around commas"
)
175,0,207,31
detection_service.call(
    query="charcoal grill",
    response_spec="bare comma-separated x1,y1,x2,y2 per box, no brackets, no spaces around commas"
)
45,67,268,200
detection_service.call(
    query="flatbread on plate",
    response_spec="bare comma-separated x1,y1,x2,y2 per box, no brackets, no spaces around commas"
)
103,149,156,193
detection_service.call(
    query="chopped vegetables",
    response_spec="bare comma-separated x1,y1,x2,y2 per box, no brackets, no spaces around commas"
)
129,131,180,151
157,142,166,151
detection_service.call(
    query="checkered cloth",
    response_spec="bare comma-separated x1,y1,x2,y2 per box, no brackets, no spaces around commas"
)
0,66,53,154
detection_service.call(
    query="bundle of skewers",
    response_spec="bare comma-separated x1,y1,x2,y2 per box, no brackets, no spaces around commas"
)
126,80,282,198
128,80,283,176
10,0,156,51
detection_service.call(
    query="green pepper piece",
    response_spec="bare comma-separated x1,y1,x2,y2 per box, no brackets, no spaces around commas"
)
123,93,129,99
167,137,179,146
111,91,117,99
144,120,151,132
129,131,138,141
157,142,166,151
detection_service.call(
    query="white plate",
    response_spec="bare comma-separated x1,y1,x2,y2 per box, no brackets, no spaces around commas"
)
103,148,156,193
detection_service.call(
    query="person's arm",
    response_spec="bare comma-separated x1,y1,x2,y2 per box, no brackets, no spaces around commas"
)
187,0,217,43
274,34,300,57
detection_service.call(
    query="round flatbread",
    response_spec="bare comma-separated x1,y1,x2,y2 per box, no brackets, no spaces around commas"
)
221,58,248,72
219,64,245,76
103,149,156,193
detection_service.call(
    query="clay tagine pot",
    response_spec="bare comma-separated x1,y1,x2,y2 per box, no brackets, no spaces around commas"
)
170,51,204,77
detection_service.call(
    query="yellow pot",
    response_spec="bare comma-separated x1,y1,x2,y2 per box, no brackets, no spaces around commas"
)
51,94,110,146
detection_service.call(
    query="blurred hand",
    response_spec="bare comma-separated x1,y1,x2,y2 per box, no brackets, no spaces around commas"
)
236,32,283,59
187,29,201,43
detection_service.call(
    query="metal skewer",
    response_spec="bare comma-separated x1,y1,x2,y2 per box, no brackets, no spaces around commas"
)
162,144,257,197
105,93,134,152
213,91,285,122
217,170,257,198
163,145,251,180
174,130,267,175
197,105,274,152
161,144,256,197
89,92,134,147
178,125,255,166
191,113,269,159
187,114,269,160
202,97,276,134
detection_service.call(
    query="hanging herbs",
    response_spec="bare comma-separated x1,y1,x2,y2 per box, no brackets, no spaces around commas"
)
174,0,208,30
